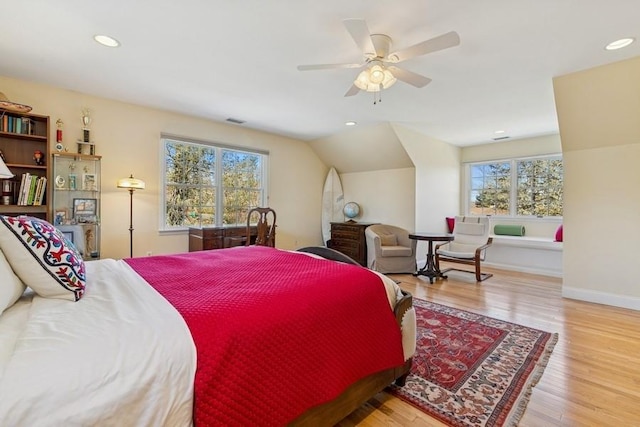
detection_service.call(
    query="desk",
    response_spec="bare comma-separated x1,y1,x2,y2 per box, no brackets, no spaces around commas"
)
408,232,453,283
188,226,261,251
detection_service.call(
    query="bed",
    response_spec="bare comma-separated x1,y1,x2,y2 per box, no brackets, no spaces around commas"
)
0,215,415,426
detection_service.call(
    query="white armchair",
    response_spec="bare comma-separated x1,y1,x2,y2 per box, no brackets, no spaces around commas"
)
435,216,493,281
365,224,417,274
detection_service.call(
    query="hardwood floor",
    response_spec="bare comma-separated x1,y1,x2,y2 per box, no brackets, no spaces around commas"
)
338,263,640,426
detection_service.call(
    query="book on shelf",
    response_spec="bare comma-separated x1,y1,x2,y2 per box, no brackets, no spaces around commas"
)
0,115,35,135
16,174,46,206
26,176,38,205
17,173,28,205
33,177,47,205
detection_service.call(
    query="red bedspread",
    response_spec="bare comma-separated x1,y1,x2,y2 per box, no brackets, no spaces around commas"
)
125,246,404,426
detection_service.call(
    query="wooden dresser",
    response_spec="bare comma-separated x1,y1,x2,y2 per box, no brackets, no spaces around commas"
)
327,222,378,267
188,225,261,251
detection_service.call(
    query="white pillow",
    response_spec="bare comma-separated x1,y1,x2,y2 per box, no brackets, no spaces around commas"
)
0,216,85,301
0,248,26,313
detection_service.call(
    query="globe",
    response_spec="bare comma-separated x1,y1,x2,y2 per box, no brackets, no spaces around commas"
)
343,202,360,220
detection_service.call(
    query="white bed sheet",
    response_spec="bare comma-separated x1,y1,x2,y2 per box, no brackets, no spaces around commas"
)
0,258,196,427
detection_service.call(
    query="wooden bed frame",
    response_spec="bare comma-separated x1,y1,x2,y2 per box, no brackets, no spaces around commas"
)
291,247,413,425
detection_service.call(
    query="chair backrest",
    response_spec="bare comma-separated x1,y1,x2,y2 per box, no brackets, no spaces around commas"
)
453,216,490,246
246,207,276,247
366,224,413,248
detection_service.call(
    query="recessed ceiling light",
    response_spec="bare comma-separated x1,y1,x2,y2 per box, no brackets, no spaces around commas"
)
494,130,505,134
94,34,120,48
605,37,635,51
345,121,357,126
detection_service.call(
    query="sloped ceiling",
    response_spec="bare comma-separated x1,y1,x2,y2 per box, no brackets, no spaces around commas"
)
1,1,639,147
309,123,413,173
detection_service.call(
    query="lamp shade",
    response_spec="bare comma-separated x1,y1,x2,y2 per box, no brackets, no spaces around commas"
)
0,156,14,179
354,64,397,93
117,174,145,190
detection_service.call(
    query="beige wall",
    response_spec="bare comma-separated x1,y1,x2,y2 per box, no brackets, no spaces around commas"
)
461,134,562,163
553,55,640,310
1,75,327,259
340,168,415,231
392,125,460,260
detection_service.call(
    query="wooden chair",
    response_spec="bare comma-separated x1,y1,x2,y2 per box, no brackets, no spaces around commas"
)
435,216,493,281
245,207,276,247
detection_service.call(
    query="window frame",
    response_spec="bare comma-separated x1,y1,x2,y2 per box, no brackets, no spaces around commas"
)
464,154,563,219
160,134,269,232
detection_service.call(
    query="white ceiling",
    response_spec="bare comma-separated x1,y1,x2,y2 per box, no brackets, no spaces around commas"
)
1,0,639,146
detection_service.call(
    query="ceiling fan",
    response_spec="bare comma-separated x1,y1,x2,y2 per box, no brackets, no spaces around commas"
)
297,19,460,97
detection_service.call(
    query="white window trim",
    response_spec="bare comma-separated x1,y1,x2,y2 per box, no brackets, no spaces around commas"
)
463,153,563,220
159,134,269,232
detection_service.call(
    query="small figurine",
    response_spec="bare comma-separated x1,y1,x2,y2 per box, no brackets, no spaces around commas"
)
33,150,44,166
85,229,94,255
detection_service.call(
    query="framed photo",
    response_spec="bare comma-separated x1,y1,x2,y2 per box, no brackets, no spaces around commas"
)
73,198,97,222
54,208,68,226
82,173,97,191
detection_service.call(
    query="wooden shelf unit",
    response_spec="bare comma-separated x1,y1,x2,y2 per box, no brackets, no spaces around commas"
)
0,111,50,221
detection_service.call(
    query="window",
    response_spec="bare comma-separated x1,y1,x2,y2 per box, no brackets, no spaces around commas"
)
161,135,268,230
466,155,563,217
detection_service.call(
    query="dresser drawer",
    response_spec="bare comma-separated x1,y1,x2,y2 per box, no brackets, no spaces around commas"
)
331,223,360,234
331,238,359,250
225,226,256,237
331,230,359,240
328,222,378,267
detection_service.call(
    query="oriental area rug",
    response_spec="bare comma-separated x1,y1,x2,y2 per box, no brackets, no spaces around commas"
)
389,298,557,427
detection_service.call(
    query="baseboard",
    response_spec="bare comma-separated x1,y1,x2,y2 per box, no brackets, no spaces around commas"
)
416,258,562,279
562,286,640,311
482,261,562,278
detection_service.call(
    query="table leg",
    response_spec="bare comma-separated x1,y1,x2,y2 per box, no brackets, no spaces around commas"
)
413,239,446,283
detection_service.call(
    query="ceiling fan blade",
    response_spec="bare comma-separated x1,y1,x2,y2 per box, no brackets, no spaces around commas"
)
388,66,432,88
343,19,377,57
297,62,363,71
344,84,360,97
389,31,460,63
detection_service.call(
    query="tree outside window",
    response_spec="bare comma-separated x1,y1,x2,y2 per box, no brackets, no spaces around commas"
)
162,137,267,230
467,155,563,217
469,162,511,215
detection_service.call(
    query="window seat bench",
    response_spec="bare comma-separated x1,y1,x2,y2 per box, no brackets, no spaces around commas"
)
484,234,562,277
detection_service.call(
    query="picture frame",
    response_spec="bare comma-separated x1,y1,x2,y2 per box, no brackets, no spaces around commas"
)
54,208,68,226
82,173,97,191
73,198,97,222
61,231,74,243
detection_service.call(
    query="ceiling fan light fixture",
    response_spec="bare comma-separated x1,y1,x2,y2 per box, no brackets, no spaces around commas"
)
369,65,385,84
354,64,397,92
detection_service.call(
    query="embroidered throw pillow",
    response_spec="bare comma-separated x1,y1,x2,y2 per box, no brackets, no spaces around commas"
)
0,216,85,301
0,248,26,313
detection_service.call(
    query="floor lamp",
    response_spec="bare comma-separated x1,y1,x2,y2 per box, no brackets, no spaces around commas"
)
117,174,145,258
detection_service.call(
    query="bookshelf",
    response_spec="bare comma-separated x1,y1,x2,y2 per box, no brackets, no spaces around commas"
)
0,110,50,220
51,152,101,259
